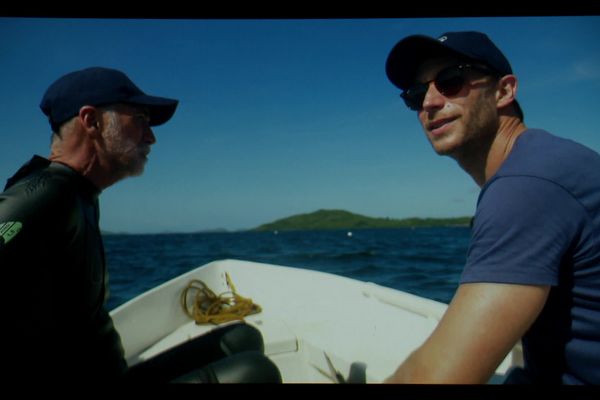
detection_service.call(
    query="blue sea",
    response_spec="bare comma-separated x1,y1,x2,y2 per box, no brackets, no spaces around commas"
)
104,227,472,311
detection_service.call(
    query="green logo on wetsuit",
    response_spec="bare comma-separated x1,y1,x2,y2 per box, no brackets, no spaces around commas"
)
0,221,22,245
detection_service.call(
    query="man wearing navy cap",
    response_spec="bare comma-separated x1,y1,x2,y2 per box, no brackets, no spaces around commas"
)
40,66,179,188
385,32,600,384
0,67,178,383
0,67,282,385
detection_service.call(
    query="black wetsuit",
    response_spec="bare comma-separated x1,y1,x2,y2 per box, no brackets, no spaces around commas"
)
0,156,282,384
0,156,127,383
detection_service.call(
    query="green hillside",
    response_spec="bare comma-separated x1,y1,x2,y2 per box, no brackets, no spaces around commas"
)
253,209,471,231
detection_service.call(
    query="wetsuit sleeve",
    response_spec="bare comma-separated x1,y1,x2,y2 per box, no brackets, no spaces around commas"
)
461,176,585,285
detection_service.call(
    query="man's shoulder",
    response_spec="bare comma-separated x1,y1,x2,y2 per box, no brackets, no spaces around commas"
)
1,158,80,219
496,129,600,192
509,129,600,168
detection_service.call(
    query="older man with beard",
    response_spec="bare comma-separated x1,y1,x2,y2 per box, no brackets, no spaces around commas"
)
0,67,177,383
0,67,282,385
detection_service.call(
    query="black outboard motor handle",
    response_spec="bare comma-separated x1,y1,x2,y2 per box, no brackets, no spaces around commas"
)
174,351,282,383
125,323,281,383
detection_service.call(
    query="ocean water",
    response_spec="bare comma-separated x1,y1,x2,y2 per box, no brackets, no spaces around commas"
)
104,227,472,311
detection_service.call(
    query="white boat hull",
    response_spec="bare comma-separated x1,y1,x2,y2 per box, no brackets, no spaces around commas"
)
110,259,522,383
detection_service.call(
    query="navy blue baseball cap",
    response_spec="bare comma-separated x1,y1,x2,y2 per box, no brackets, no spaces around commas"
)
40,67,179,132
385,31,513,91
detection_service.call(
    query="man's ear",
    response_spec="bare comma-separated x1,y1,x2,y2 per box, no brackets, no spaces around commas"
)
496,75,518,112
78,105,101,135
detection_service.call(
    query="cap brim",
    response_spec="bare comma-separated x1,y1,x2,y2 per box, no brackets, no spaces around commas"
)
386,35,461,90
126,95,179,127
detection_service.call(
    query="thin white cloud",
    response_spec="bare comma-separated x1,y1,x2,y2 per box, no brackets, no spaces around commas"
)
571,59,600,82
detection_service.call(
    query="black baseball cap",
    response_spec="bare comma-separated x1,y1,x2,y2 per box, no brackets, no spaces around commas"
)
386,31,522,119
386,31,514,90
40,67,179,132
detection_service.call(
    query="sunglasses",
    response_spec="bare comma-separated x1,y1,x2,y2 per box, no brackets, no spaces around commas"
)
400,64,496,111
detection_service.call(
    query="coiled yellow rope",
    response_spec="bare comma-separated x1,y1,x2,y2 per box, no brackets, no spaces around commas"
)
181,272,262,325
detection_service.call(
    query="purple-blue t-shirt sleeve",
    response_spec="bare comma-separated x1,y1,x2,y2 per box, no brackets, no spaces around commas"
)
461,176,584,286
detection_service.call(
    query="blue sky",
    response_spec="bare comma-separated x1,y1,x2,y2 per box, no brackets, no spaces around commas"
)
1,17,599,233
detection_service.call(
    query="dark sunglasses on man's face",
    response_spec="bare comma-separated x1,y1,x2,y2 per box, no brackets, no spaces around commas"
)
400,64,496,111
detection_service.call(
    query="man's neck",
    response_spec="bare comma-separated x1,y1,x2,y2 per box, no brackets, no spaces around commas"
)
457,118,527,187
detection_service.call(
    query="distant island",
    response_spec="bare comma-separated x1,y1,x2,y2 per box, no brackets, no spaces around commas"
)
253,209,471,231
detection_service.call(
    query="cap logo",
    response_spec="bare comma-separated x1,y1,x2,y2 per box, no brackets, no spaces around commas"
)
438,36,448,42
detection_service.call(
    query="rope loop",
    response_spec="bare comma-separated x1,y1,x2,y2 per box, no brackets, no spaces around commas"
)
181,272,262,325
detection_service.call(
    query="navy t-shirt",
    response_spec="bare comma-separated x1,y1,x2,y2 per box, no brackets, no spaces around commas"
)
461,129,600,384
